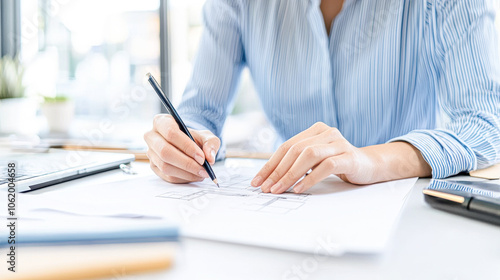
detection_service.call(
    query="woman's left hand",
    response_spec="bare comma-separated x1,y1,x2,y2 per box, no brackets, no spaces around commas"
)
251,121,432,194
250,122,379,194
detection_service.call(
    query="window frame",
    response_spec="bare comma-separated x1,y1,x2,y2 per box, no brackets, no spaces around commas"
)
0,0,21,58
159,0,172,109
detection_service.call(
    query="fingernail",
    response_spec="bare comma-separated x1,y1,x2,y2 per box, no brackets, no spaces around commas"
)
194,154,204,165
211,149,216,161
261,178,273,191
251,176,263,187
294,182,304,193
270,182,282,193
198,170,209,178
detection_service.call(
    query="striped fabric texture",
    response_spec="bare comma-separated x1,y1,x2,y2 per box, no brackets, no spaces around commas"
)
177,0,500,179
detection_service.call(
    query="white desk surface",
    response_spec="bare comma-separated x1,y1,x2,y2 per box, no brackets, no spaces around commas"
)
33,162,500,280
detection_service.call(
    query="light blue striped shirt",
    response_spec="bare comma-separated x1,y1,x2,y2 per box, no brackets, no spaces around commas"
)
178,0,500,179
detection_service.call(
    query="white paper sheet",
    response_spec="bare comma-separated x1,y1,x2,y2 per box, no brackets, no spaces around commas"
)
12,159,417,255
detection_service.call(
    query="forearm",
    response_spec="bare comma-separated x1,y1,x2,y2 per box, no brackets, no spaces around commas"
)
361,142,432,183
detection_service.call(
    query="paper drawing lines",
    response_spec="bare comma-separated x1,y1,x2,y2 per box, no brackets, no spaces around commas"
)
156,183,309,214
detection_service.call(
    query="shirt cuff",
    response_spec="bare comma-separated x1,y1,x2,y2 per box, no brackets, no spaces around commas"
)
182,118,226,162
388,129,477,179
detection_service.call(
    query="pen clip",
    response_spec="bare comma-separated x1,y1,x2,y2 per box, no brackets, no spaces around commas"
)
120,163,137,175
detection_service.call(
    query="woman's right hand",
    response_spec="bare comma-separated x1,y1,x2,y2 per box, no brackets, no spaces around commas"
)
144,114,221,183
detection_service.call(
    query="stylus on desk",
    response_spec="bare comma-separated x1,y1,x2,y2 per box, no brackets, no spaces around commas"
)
146,72,220,188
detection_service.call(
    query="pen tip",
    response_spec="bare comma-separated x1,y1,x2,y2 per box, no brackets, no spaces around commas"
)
146,72,152,78
213,179,219,188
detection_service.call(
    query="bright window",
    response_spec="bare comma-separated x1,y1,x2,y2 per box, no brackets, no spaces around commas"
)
20,0,269,152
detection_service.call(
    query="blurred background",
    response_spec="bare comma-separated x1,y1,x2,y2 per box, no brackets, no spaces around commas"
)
0,0,274,156
1,0,499,155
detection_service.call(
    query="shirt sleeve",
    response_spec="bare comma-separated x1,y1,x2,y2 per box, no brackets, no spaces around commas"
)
390,0,500,178
177,0,246,160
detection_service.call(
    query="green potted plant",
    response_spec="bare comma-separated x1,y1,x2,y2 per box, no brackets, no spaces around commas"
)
41,95,75,133
0,56,38,134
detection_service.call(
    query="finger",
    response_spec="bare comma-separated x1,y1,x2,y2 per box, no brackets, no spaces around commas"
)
150,162,172,182
262,129,344,193
270,142,350,194
191,129,221,165
150,163,204,184
147,131,208,177
293,154,354,193
148,150,207,182
288,122,333,142
154,115,205,165
150,163,203,184
251,123,334,188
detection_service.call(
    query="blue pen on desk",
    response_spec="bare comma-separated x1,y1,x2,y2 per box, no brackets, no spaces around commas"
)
146,73,220,188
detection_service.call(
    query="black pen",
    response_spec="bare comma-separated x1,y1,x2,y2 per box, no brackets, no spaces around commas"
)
146,73,220,187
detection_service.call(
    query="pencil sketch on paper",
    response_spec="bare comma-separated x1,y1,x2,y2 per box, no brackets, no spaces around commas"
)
156,171,309,214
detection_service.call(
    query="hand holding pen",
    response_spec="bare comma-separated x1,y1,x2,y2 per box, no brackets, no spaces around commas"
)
144,73,220,187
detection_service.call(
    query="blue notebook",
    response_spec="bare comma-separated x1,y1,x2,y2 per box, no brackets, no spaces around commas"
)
1,212,178,246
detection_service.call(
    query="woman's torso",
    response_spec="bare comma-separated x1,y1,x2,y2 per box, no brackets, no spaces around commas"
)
241,0,437,147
